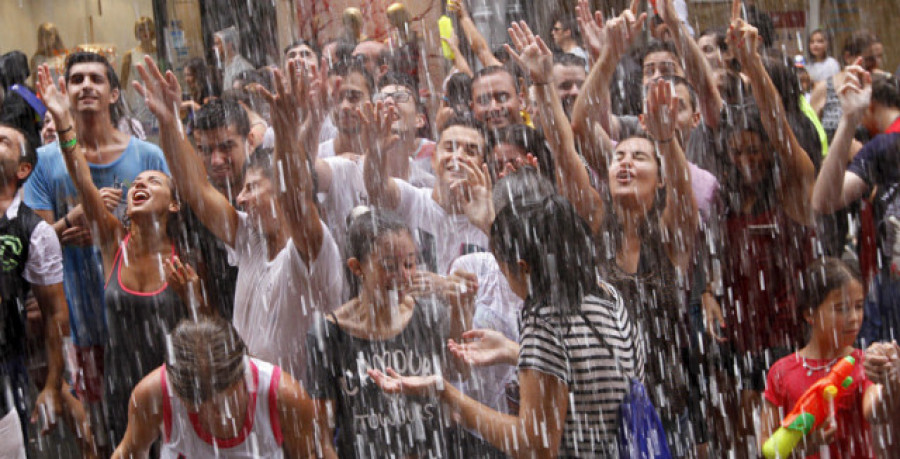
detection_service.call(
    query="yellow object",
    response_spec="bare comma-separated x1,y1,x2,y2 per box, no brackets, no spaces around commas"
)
439,16,455,60
762,427,804,459
823,385,838,399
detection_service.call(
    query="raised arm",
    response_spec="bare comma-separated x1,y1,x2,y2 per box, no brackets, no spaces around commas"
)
135,56,239,246
641,79,699,269
448,0,502,68
255,65,324,264
571,1,645,140
506,21,605,234
728,13,815,225
362,102,402,210
658,0,723,128
36,65,121,263
812,62,872,214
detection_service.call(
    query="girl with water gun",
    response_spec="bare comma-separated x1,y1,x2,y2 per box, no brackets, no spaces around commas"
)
760,258,889,458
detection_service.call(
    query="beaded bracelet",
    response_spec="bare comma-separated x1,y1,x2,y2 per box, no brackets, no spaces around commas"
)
60,137,77,151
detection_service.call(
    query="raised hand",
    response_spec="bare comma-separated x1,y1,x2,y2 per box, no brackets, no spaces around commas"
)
163,256,200,309
726,0,758,68
455,157,494,234
98,187,123,212
35,64,72,129
134,55,183,126
505,21,553,85
604,0,647,59
408,270,478,311
447,0,469,19
358,100,399,159
367,367,442,397
641,79,680,144
864,341,900,386
252,66,305,145
448,329,519,367
837,58,873,119
576,0,606,61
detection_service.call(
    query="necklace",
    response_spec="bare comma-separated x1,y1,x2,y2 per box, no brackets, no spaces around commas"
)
799,353,840,377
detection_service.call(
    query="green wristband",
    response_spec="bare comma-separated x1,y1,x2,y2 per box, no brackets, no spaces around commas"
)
60,137,77,150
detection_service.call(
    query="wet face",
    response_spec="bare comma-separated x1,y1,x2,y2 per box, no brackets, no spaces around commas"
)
333,71,371,135
553,63,586,118
375,84,421,137
642,51,683,85
235,168,277,231
806,280,864,350
495,259,530,300
490,142,530,178
434,125,485,187
727,130,772,186
354,231,418,301
0,126,28,188
284,45,318,74
213,36,226,59
808,32,828,60
471,72,522,130
126,171,177,218
194,125,249,191
609,137,661,207
67,62,119,115
187,377,246,435
667,82,699,144
697,34,724,70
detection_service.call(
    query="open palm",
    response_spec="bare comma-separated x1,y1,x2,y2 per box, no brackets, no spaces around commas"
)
134,55,182,126
505,21,553,85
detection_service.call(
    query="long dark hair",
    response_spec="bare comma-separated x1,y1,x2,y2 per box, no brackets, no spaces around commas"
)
345,207,414,297
490,193,599,318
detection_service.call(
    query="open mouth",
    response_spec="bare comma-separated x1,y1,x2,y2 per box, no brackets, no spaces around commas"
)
615,169,634,184
132,189,151,205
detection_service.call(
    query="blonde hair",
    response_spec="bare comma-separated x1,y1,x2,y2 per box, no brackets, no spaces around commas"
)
35,23,65,57
134,16,156,41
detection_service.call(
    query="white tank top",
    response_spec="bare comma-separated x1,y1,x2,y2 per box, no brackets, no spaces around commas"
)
159,357,285,458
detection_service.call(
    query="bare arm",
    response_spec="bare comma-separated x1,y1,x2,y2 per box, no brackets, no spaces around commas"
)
642,81,699,269
810,80,827,117
112,370,164,459
729,13,815,226
278,373,337,458
448,0,502,68
812,62,872,214
505,22,605,234
257,66,325,265
658,0,723,128
30,282,68,433
134,56,240,246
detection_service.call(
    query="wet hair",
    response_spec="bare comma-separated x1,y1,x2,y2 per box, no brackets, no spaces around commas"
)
700,28,728,52
473,65,522,93
0,122,38,188
744,5,775,49
492,167,556,211
761,55,823,166
378,71,420,107
329,59,375,95
346,208,412,263
191,98,250,137
443,72,472,109
486,124,556,182
166,317,248,405
842,29,877,60
797,257,861,316
872,74,900,110
639,40,680,67
242,146,319,200
553,52,587,70
65,52,121,92
490,193,599,316
283,39,320,58
214,26,241,53
439,113,486,143
659,75,698,112
807,29,830,61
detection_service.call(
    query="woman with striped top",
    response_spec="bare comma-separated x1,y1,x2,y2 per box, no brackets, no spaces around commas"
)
369,193,645,457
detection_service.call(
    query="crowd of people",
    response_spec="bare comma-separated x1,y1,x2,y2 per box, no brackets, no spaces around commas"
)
1,0,899,457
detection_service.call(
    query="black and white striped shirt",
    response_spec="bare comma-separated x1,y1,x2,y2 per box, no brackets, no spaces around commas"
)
518,282,645,457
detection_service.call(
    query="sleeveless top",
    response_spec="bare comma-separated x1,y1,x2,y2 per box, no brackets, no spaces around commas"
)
103,234,186,442
160,358,285,458
821,76,843,141
0,202,43,360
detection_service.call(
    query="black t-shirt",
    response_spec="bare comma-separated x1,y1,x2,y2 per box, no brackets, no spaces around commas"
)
848,132,900,276
305,298,452,458
180,208,237,320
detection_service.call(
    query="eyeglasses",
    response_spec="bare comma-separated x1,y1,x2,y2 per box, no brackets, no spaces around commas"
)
474,91,512,106
552,26,565,32
373,91,412,103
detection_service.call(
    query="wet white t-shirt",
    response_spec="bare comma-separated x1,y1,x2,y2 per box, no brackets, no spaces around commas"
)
394,180,489,274
227,211,342,381
449,252,521,413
